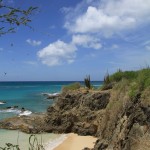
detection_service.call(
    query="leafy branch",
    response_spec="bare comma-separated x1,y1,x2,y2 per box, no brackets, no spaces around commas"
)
0,0,38,35
0,143,20,150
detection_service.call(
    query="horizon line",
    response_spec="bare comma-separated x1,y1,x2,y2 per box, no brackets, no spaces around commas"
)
0,80,103,82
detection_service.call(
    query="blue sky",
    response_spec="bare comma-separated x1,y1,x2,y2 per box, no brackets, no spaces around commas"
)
0,0,150,81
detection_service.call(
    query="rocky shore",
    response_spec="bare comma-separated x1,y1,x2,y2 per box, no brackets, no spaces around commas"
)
1,78,150,149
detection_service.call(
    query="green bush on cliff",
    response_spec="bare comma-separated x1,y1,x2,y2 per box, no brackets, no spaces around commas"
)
141,87,150,107
107,68,150,98
128,82,139,98
62,82,81,93
137,68,150,89
108,68,150,86
109,70,138,82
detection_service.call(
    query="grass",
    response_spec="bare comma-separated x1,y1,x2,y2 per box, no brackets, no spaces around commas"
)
62,82,81,93
103,68,150,98
109,70,138,82
109,68,150,85
141,87,150,107
100,67,150,137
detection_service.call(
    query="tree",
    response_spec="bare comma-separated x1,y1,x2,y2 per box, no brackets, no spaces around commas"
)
0,0,37,36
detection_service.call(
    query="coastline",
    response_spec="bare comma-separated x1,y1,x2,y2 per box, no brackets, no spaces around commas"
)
44,134,68,150
52,133,97,150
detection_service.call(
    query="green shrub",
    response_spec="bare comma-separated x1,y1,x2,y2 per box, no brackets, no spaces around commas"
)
113,78,129,91
104,73,110,85
0,134,45,150
137,68,150,90
128,82,139,98
109,70,137,82
62,82,81,93
107,68,150,98
0,143,20,150
84,75,91,89
141,87,150,106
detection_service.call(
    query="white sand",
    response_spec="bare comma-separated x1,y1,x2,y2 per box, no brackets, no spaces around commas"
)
52,133,97,150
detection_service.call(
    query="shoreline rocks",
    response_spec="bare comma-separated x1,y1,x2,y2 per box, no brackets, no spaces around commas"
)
42,93,60,99
0,113,45,133
0,101,6,104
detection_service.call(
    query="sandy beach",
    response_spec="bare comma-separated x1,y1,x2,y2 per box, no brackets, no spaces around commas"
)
53,133,97,150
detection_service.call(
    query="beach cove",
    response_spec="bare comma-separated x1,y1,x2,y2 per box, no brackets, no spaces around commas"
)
0,130,97,150
0,81,101,149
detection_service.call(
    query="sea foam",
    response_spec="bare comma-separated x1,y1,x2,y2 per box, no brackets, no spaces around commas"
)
0,108,21,114
0,102,6,105
42,92,60,96
0,108,32,116
44,134,68,150
19,110,32,116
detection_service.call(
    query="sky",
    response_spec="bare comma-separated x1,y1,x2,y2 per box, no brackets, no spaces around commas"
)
0,0,150,81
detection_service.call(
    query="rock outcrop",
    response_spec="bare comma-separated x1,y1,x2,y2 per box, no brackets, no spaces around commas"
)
0,114,45,133
44,89,110,135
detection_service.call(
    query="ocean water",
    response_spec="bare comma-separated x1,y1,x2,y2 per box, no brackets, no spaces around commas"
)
0,81,102,148
0,81,102,120
0,129,66,150
0,81,65,120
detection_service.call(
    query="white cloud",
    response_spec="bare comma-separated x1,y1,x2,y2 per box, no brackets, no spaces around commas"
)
26,39,42,46
38,0,150,67
65,0,150,37
72,34,102,49
37,40,77,66
37,35,102,66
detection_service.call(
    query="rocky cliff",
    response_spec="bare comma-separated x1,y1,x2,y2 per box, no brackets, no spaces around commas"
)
44,84,150,150
44,89,110,135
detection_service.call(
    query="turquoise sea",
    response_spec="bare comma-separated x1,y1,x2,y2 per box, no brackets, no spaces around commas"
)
0,81,70,120
0,81,102,149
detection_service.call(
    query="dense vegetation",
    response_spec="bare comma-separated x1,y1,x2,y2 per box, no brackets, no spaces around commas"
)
103,68,150,98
